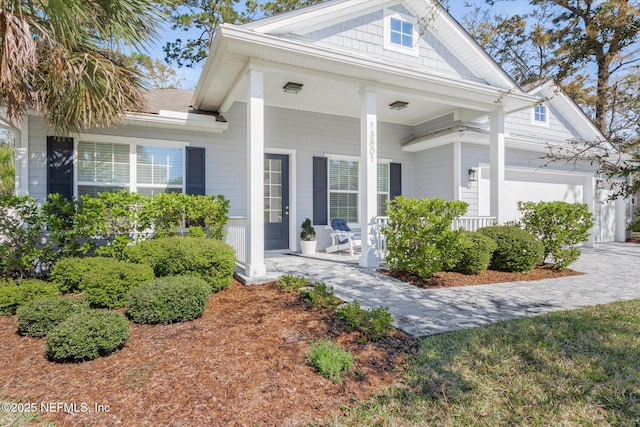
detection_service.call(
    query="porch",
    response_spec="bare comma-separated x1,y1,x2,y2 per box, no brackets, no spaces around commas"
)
225,215,497,269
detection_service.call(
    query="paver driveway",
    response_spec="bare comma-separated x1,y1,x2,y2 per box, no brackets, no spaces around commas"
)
265,243,640,337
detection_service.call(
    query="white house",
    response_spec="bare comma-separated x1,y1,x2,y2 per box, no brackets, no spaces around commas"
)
6,0,630,280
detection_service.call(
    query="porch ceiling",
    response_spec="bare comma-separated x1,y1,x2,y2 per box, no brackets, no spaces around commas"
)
193,25,536,126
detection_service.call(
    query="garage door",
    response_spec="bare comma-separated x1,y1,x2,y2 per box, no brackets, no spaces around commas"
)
478,168,584,223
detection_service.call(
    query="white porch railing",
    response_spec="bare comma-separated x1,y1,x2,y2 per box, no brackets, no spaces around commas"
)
375,216,389,260
451,216,497,231
224,216,247,267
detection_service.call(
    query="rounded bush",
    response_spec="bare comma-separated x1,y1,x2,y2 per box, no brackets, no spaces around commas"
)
124,237,236,292
0,279,60,315
65,258,155,308
477,226,544,273
50,257,105,293
449,231,498,275
46,309,130,362
126,275,211,324
16,296,89,337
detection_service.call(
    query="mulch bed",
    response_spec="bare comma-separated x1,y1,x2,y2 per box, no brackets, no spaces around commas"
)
0,281,418,426
380,265,583,289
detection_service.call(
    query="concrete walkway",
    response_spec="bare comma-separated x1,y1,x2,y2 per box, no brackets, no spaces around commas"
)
265,243,640,337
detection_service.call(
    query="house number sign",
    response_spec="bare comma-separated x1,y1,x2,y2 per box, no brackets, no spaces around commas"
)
369,122,376,163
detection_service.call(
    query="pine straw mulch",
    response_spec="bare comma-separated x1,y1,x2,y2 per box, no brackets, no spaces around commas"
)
0,281,418,427
380,264,583,289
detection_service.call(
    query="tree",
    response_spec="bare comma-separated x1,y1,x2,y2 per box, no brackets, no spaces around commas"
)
458,1,640,198
0,0,169,133
163,0,325,68
128,53,184,89
464,1,640,141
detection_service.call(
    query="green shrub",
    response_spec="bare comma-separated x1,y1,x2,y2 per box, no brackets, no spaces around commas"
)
478,226,544,273
299,283,341,309
276,275,311,292
50,257,107,293
124,237,236,292
16,296,89,337
126,275,211,324
517,201,594,270
145,193,230,239
336,300,394,342
46,309,130,362
447,231,498,275
306,339,354,383
78,258,155,308
383,197,468,278
0,279,60,315
0,195,48,278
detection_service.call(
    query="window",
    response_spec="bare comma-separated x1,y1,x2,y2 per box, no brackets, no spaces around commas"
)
136,145,183,196
533,105,549,125
77,139,184,197
384,11,419,56
329,159,359,223
328,160,391,223
390,17,413,48
377,163,390,216
77,141,130,196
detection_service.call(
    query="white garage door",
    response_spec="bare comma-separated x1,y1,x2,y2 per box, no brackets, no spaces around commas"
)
478,168,584,223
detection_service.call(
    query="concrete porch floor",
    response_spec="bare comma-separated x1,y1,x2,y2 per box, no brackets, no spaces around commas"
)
257,243,640,337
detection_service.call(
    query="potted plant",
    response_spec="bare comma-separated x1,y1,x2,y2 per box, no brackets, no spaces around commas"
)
300,218,317,255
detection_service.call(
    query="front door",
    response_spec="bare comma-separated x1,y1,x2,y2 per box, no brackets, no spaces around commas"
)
264,154,290,250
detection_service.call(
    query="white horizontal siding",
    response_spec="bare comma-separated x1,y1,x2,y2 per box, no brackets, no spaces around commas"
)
413,144,454,201
460,143,489,216
413,113,455,137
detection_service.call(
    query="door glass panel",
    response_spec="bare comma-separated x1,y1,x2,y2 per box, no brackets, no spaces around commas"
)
264,158,283,224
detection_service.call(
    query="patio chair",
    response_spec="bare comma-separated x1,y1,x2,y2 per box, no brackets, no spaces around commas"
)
326,218,361,256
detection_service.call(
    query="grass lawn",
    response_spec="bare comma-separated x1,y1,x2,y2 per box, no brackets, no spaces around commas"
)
328,299,640,426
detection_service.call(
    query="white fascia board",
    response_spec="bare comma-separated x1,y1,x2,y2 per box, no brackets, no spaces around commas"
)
425,1,519,90
243,0,391,34
215,25,536,112
531,82,606,144
192,30,230,109
124,111,228,133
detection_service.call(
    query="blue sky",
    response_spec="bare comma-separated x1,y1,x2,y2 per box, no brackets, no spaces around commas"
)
152,0,533,89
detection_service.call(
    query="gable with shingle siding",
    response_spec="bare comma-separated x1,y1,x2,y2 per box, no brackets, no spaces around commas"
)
296,4,483,84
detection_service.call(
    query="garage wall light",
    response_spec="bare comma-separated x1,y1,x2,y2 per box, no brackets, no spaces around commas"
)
468,168,478,182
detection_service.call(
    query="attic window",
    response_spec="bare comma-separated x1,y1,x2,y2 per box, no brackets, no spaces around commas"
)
384,11,419,56
390,17,413,48
532,104,549,126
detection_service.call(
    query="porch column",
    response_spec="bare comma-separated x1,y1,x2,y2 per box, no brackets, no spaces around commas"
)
245,68,266,277
453,141,461,201
583,176,596,248
489,110,505,223
359,89,379,268
13,116,29,196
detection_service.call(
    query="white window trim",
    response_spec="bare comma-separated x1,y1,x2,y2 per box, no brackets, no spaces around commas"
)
324,155,393,222
383,9,420,57
74,134,189,197
531,104,550,127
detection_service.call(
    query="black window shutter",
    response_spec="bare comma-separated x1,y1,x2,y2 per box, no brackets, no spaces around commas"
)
390,162,402,200
312,156,328,225
47,136,74,200
185,147,205,195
